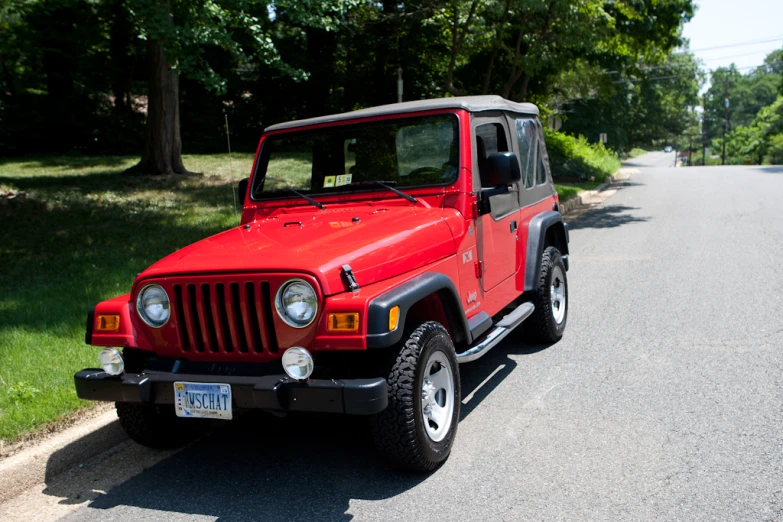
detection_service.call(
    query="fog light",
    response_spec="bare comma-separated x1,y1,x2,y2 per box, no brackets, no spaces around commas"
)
282,347,314,380
98,347,124,376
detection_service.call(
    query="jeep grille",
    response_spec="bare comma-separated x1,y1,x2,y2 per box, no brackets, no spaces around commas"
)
173,281,279,355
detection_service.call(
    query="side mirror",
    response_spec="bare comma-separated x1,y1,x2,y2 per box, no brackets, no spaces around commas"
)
237,177,249,203
486,152,521,186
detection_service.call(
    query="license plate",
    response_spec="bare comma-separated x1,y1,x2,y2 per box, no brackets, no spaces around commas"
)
174,382,232,420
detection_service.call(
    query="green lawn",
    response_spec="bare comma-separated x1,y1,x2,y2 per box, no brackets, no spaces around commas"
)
555,181,603,202
0,154,255,444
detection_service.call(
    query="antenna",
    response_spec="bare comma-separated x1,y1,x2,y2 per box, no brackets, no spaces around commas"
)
224,112,238,219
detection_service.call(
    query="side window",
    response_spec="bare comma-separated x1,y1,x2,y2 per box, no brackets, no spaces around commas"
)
475,123,509,188
536,142,547,185
515,119,538,189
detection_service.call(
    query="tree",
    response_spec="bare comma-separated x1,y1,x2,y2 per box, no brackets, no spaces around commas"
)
722,95,783,164
125,0,306,175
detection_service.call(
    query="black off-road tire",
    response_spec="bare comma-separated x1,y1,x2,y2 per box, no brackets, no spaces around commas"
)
370,321,461,472
528,246,568,343
116,402,205,449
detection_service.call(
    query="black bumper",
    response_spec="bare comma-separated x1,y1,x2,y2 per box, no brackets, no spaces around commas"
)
74,369,388,415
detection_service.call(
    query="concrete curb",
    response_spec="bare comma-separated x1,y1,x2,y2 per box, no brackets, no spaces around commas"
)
0,407,126,505
560,167,636,215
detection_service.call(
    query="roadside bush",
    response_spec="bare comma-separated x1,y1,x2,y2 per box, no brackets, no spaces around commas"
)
766,134,783,164
544,129,621,182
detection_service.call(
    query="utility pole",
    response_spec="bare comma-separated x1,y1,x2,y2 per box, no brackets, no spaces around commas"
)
722,79,729,165
397,68,403,103
702,94,707,166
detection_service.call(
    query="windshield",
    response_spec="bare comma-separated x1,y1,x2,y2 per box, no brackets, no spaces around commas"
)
251,114,459,200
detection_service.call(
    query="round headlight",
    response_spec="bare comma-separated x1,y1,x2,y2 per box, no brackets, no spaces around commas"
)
98,347,124,376
275,279,318,328
282,347,314,380
136,284,170,328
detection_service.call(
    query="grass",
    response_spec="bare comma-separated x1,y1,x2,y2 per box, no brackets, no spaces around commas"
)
0,153,255,444
544,130,620,202
545,129,621,183
628,148,648,158
555,181,603,202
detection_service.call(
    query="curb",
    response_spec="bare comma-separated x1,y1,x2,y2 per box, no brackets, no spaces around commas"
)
0,407,126,505
560,167,635,215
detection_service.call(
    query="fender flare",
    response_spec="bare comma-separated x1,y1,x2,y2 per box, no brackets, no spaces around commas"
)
524,211,570,292
366,272,471,349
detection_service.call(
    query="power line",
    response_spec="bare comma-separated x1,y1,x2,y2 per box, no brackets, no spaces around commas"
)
605,49,782,75
700,49,781,62
611,61,782,83
686,36,783,53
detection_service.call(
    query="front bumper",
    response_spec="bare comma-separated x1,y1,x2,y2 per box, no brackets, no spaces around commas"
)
74,369,388,415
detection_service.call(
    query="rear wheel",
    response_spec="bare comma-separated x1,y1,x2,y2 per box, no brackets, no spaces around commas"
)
116,402,205,449
529,246,568,343
371,321,461,472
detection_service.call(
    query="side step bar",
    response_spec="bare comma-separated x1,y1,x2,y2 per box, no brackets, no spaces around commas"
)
456,302,534,364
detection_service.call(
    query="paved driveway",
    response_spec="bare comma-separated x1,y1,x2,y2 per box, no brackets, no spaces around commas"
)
60,153,783,521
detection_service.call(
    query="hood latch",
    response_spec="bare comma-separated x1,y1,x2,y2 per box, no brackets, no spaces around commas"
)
341,264,360,292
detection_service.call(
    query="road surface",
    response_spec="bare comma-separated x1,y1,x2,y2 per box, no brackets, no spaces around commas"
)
48,153,783,520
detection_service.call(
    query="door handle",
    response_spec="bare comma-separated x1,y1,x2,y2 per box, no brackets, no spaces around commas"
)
510,220,518,233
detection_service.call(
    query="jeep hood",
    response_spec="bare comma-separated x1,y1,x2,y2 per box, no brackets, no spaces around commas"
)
138,205,459,295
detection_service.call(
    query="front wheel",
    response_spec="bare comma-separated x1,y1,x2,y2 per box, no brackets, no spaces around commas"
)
371,321,461,472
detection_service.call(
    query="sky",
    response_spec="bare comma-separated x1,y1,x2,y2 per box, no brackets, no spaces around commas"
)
682,0,783,82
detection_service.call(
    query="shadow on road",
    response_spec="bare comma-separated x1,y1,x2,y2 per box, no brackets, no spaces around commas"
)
568,205,650,230
42,337,554,521
749,166,783,174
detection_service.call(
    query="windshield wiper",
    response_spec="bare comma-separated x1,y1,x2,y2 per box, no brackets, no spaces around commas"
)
342,180,417,204
260,187,325,210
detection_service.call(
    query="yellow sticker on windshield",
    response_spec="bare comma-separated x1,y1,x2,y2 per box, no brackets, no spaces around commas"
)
323,176,335,188
335,174,352,187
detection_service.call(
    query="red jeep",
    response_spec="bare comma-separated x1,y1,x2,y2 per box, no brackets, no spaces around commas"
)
75,96,569,471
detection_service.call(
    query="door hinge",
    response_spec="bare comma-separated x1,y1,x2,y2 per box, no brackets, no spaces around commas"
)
474,261,483,279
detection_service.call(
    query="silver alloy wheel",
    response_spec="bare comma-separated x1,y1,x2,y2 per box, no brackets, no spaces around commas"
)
550,265,566,324
420,351,455,442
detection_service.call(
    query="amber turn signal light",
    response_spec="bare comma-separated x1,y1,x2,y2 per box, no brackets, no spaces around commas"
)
389,306,400,332
327,313,360,332
96,314,120,332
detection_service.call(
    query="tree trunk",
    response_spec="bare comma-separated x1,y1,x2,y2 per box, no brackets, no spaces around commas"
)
125,38,193,175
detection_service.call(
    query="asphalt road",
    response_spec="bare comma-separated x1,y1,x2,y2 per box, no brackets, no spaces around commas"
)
59,153,783,521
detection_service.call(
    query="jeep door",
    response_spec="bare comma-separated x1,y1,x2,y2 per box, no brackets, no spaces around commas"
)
472,114,521,292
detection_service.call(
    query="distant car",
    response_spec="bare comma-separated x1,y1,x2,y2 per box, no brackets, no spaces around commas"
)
664,146,673,153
